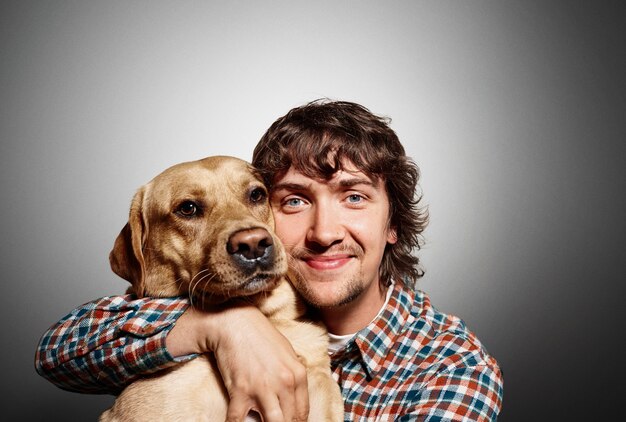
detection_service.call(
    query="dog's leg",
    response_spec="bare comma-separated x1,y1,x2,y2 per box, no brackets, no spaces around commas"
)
305,366,345,422
272,321,344,422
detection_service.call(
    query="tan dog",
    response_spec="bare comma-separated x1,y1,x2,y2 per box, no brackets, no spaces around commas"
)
100,156,343,422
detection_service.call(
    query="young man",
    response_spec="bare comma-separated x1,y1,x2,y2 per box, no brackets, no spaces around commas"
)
36,100,503,421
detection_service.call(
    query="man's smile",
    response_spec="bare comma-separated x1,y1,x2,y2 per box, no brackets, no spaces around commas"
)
302,254,353,271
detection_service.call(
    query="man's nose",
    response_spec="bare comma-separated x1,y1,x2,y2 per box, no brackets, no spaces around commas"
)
306,202,345,246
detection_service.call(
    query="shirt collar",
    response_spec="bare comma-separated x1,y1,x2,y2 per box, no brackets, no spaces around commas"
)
350,282,414,378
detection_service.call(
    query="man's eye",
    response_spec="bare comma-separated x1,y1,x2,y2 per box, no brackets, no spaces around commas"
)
285,198,304,207
177,201,199,217
347,194,364,204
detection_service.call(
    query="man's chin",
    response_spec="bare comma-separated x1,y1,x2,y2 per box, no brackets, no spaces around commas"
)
292,276,364,309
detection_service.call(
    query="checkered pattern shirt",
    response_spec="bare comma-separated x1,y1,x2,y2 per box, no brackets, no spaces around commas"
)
36,286,503,420
35,295,192,394
330,283,502,421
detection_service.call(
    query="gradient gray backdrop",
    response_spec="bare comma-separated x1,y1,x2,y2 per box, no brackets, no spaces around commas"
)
2,1,624,420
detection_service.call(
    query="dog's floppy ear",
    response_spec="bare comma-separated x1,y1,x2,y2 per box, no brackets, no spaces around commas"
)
109,187,148,296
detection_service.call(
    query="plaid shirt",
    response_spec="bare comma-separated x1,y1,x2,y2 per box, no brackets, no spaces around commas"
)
35,295,192,394
36,285,502,420
331,283,502,421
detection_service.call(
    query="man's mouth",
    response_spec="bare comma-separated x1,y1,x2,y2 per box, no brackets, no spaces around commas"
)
302,254,353,270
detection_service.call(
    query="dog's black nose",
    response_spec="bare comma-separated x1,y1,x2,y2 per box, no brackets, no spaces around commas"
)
227,228,273,262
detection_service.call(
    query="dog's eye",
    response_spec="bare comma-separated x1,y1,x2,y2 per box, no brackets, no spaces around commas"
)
177,201,199,217
249,187,267,204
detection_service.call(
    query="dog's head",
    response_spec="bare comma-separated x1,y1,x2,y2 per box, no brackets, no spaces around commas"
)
109,156,288,306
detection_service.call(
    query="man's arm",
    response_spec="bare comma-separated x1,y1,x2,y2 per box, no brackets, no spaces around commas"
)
35,296,310,421
35,295,192,394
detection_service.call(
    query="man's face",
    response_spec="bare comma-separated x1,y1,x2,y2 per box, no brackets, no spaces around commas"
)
270,160,397,309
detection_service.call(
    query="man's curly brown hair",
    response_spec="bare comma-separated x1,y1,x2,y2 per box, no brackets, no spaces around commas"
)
252,99,428,289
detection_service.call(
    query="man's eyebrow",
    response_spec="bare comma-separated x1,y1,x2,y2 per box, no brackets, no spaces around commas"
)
272,177,376,192
336,177,376,188
271,182,310,192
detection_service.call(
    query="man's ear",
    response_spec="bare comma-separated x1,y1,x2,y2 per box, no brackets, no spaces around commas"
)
109,187,148,296
387,226,398,244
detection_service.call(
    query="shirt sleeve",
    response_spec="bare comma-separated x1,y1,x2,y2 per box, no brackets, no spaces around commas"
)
35,295,193,395
399,357,504,421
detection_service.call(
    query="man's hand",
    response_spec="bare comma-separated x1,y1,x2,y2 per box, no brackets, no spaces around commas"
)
166,305,310,422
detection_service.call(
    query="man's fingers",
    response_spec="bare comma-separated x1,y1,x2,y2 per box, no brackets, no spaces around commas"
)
271,356,309,421
213,306,311,422
225,366,309,422
256,394,285,422
291,363,310,421
225,393,254,422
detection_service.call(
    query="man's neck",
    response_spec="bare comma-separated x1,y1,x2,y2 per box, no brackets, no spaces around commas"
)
320,283,388,335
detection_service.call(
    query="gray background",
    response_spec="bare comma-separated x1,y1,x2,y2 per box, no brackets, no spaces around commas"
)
1,1,624,420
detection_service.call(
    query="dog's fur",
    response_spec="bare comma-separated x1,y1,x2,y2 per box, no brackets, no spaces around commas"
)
99,156,343,421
